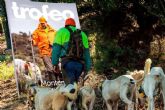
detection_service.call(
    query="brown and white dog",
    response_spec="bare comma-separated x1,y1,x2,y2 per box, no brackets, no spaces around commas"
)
126,58,152,109
101,75,135,110
127,70,146,108
28,62,43,85
14,59,43,87
34,83,78,110
76,86,96,110
14,59,33,93
14,59,43,92
75,72,97,110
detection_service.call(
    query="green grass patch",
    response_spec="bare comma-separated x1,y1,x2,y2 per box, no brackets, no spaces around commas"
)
0,61,14,80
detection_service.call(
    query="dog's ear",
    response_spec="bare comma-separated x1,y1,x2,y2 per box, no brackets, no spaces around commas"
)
73,82,78,91
154,75,160,81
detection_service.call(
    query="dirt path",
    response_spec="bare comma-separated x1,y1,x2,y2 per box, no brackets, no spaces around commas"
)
0,78,163,110
0,79,27,110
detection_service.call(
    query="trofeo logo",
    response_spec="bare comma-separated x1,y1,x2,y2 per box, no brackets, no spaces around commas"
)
11,2,75,21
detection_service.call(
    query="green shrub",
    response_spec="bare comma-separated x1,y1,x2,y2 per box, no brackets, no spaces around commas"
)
93,37,148,76
0,54,12,62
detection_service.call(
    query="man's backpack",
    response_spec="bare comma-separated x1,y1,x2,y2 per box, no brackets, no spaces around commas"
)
65,26,84,60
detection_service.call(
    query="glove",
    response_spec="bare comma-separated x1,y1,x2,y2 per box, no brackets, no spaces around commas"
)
53,65,60,74
49,44,53,48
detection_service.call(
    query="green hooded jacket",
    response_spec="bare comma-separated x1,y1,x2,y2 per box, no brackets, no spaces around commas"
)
52,26,91,71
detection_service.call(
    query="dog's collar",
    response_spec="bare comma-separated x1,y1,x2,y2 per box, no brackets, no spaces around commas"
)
68,98,72,101
29,83,37,87
138,86,146,98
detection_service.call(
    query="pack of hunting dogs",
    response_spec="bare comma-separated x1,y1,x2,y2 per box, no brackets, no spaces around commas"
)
14,58,165,110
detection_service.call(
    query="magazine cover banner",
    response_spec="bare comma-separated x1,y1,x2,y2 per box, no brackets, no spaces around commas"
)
5,0,80,94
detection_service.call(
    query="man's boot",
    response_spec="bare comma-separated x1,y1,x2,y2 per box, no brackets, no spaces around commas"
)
58,73,63,81
44,72,50,81
48,72,54,81
48,72,57,88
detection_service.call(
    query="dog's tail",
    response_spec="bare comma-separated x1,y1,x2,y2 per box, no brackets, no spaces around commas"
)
144,58,152,75
132,59,152,84
62,82,78,101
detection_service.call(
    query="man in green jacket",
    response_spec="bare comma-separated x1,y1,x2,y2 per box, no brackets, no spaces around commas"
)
52,18,91,84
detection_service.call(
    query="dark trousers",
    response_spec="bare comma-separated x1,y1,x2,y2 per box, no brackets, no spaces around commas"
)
63,60,83,84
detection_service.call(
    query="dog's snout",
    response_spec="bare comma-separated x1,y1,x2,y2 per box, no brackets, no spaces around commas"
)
130,79,135,84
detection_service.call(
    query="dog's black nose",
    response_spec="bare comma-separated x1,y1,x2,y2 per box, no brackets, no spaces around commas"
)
130,79,135,84
70,88,75,93
30,83,37,87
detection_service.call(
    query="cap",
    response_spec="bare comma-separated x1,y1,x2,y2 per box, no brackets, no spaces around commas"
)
65,18,76,26
39,16,47,23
